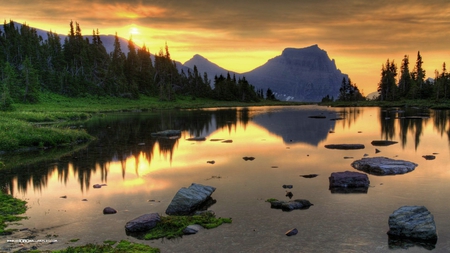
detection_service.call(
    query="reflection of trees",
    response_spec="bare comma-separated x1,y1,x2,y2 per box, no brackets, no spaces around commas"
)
336,107,363,129
0,109,250,195
380,108,430,150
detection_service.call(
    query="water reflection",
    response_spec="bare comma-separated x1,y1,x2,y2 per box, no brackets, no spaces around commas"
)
2,106,450,197
378,107,450,150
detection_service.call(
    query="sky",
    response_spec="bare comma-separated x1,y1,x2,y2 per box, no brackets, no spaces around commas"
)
3,0,450,94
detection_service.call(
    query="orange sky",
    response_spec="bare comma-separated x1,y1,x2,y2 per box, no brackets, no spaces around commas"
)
4,0,450,94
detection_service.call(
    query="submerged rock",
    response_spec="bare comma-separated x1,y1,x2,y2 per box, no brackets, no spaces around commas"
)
422,155,436,160
125,213,161,233
351,157,418,175
183,224,203,235
300,174,318,178
151,130,181,138
103,207,117,214
285,228,298,236
325,144,365,150
371,140,398,146
166,183,216,215
270,199,313,211
387,206,437,242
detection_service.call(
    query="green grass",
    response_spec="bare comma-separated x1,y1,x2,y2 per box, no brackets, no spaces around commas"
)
144,212,232,240
0,191,27,235
49,240,160,253
0,115,92,152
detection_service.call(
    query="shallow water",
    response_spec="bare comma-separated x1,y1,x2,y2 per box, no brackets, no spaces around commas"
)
2,105,450,252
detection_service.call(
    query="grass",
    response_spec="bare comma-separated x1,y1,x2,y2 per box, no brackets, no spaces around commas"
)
320,99,450,109
48,240,160,253
143,212,232,240
0,191,27,235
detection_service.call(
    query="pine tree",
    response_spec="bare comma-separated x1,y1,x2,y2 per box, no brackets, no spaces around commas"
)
0,63,16,111
398,55,412,98
21,57,40,103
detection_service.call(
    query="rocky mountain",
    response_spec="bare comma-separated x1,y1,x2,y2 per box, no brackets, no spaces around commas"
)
243,45,347,102
184,45,348,102
184,54,236,80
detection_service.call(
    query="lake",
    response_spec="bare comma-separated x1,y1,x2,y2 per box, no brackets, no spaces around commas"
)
2,105,450,252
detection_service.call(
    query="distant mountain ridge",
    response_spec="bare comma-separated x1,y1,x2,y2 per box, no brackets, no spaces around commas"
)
184,45,348,102
2,21,347,102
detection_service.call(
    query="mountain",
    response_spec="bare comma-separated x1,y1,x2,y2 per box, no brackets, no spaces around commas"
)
185,45,348,102
184,54,236,80
243,45,347,102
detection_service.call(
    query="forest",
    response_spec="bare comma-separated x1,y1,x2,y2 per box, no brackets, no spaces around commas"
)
0,21,265,111
377,52,449,102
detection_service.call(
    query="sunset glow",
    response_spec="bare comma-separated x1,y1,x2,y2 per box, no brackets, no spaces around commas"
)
4,1,450,94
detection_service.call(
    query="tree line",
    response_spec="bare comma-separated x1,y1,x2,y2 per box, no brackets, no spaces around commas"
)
377,51,449,101
0,21,270,110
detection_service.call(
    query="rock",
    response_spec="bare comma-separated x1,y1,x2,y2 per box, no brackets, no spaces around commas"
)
151,130,181,139
243,156,255,161
183,224,203,235
387,206,437,242
375,149,381,153
308,115,326,119
103,207,117,214
165,183,216,215
371,140,398,146
221,140,233,143
285,191,293,199
300,174,318,178
329,171,370,189
286,228,298,236
324,144,365,150
206,160,215,164
343,156,354,159
270,199,313,211
187,137,206,141
93,184,102,188
422,155,436,160
125,213,160,233
351,157,418,175
282,185,293,189
81,199,87,201
60,195,67,198
210,139,224,141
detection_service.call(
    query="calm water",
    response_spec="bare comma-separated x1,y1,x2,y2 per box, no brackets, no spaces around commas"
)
2,105,450,252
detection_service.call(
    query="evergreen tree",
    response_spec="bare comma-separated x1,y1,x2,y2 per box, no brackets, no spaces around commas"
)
21,57,40,103
398,55,412,98
0,63,17,111
378,59,398,101
266,88,276,100
411,51,426,98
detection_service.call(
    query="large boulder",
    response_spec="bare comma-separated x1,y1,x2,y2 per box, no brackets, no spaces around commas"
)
329,171,369,193
351,157,417,175
166,183,216,215
125,213,161,233
387,206,437,242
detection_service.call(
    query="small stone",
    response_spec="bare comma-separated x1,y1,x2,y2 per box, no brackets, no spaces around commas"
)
93,184,102,188
207,160,215,164
286,228,298,236
103,207,117,214
282,185,293,189
285,191,293,199
422,155,436,160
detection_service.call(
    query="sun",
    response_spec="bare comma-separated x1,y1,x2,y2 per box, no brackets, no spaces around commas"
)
129,27,140,35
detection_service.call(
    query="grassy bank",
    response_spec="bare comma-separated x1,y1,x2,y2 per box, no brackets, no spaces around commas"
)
0,192,27,235
0,93,306,156
320,99,450,109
